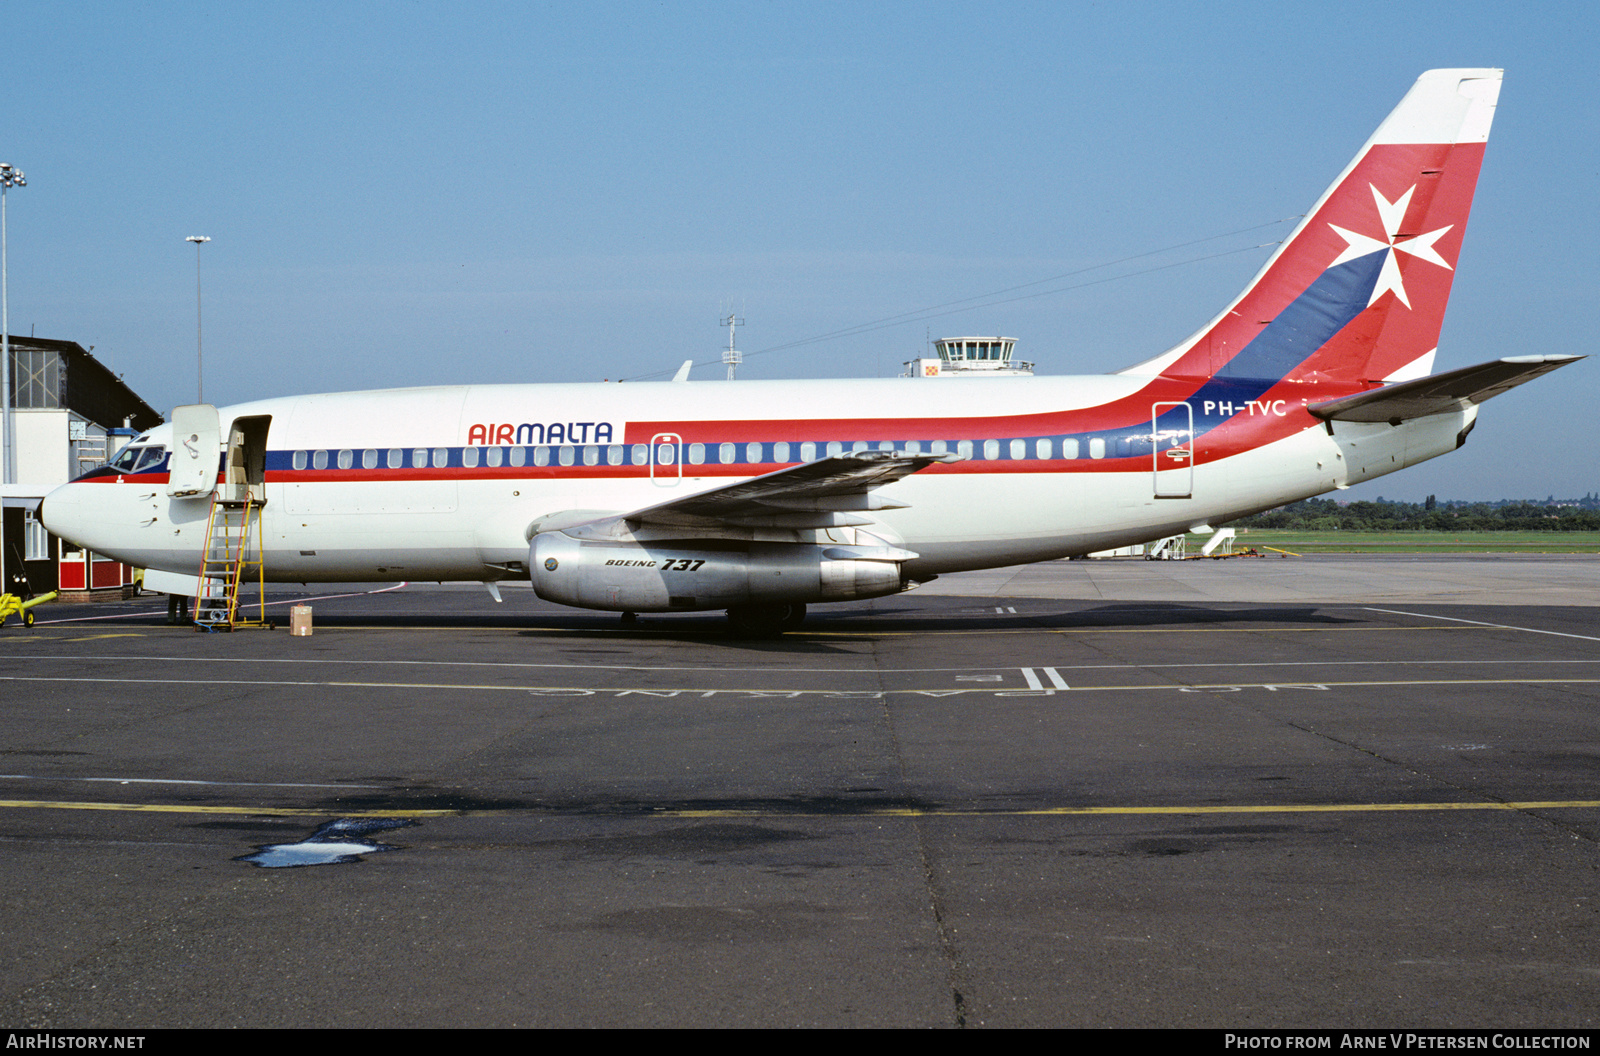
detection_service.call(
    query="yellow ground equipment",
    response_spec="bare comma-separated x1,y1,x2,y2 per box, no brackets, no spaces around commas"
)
0,590,57,628
193,496,271,631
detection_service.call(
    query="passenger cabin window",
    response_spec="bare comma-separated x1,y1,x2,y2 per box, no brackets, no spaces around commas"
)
293,451,307,471
337,449,353,470
689,443,705,465
510,446,527,467
1037,438,1053,460
387,449,403,469
746,443,762,463
363,449,378,469
957,440,973,459
582,446,599,466
1089,438,1105,459
630,444,647,465
1063,438,1079,459
462,447,480,468
313,450,329,470
533,447,550,467
607,445,623,466
800,442,816,462
412,448,427,468
719,443,734,464
486,446,503,468
983,440,1000,460
432,447,448,468
774,441,791,463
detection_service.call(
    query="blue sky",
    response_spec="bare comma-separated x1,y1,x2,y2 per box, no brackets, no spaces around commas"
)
3,0,1595,500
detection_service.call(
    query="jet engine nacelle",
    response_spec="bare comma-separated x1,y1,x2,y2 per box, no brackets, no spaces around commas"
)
529,531,910,612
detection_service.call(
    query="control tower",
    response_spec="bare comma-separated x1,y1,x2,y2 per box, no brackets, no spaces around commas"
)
902,336,1033,378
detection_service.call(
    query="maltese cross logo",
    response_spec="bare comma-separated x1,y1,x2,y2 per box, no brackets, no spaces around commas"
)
1327,184,1453,309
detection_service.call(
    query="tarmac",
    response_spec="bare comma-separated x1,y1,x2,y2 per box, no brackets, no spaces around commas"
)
2,553,1599,1028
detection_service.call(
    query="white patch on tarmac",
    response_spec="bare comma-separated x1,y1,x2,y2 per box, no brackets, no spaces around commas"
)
236,817,415,869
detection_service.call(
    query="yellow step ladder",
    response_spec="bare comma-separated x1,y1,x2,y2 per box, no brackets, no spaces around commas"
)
193,497,269,631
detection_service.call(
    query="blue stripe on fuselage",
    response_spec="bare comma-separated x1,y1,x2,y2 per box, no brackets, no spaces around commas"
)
258,255,1389,474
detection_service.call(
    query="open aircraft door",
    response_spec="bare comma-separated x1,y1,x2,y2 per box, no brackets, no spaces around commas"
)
167,404,220,498
224,415,273,504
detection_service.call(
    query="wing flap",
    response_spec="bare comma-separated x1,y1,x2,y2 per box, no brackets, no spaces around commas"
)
1308,355,1582,424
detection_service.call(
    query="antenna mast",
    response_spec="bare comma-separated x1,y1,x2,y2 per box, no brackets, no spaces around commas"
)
721,310,743,380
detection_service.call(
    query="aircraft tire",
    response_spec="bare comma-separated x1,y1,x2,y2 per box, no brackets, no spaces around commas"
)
726,602,801,638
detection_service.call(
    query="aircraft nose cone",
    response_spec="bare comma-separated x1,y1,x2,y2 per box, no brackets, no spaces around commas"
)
37,483,84,547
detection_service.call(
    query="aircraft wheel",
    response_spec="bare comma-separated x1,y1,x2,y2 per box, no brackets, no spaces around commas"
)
726,602,800,638
781,602,807,629
23,611,35,628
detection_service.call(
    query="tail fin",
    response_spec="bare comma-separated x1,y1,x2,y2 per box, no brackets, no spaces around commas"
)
1123,69,1502,386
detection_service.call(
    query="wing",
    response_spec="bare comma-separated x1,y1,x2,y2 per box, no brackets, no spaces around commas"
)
528,450,962,539
1308,355,1583,425
622,450,962,529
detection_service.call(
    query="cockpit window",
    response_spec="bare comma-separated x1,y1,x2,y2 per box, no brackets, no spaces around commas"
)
108,446,142,471
132,446,168,472
108,446,167,472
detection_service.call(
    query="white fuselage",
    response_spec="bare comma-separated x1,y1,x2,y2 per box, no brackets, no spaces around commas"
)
40,374,1473,588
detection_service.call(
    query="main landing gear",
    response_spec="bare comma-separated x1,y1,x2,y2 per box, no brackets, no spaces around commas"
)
725,602,807,638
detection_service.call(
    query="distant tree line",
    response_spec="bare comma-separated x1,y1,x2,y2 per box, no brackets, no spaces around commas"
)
1229,495,1600,532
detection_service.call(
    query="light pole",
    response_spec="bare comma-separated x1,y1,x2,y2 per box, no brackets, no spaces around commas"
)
1,162,24,489
186,235,210,403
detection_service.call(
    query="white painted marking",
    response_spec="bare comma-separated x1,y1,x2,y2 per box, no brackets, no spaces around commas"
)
34,583,410,625
1042,667,1070,690
1365,607,1600,644
1020,668,1044,690
10,653,1600,677
0,774,385,790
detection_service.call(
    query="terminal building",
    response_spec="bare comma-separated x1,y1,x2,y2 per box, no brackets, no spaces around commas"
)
2,336,163,599
902,336,1034,378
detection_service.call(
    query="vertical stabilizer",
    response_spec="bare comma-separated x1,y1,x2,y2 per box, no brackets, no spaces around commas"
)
1122,69,1502,386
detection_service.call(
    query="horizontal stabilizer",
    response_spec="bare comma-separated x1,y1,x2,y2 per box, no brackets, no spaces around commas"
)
1307,355,1582,424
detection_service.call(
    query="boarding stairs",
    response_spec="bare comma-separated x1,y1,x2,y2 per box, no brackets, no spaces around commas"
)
193,496,269,631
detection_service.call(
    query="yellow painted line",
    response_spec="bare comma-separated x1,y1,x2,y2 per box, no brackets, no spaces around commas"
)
2,798,1599,820
655,800,1600,818
809,625,1484,638
0,633,148,643
0,799,455,818
274,623,1485,638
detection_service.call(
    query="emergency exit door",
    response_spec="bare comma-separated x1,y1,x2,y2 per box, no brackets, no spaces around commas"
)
1152,401,1194,499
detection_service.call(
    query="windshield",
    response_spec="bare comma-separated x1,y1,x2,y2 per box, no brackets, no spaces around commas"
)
107,445,168,473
